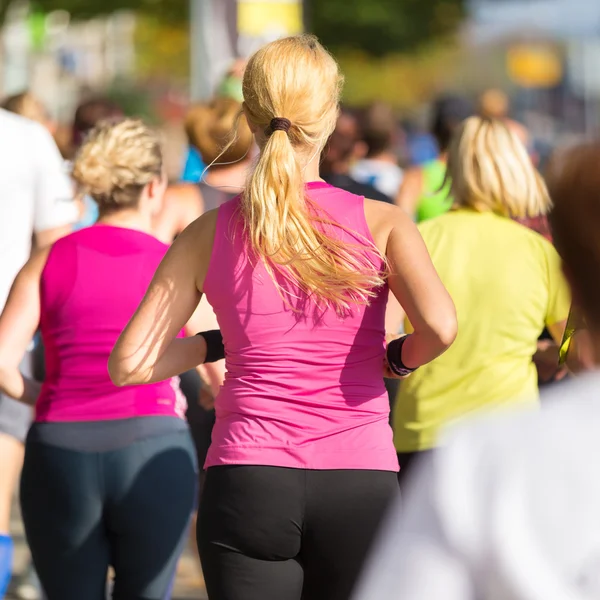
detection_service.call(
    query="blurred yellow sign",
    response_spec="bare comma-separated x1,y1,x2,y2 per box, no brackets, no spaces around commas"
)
238,0,303,37
507,44,563,88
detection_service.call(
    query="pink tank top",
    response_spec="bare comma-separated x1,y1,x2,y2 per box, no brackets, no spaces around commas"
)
204,182,398,471
36,225,185,422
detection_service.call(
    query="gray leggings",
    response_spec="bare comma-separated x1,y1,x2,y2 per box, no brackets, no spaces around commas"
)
20,428,197,600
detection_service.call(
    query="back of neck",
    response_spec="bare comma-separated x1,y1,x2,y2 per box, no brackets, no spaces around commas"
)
97,209,154,234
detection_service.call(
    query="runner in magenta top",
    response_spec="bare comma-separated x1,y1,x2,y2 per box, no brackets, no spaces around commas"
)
112,35,457,600
203,183,397,471
36,224,185,423
0,119,208,600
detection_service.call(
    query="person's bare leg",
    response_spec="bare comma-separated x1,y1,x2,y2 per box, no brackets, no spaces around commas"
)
0,433,24,597
0,433,24,535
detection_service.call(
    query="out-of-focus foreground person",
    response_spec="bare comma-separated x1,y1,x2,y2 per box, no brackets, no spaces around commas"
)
396,95,474,221
0,107,76,598
353,141,600,600
110,34,456,600
0,119,199,600
393,117,570,484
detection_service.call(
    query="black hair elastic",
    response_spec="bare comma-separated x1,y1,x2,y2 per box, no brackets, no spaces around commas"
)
266,117,292,136
196,330,225,363
386,334,417,377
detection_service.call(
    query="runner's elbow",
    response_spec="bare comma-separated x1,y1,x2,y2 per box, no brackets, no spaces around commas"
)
435,311,458,349
108,353,143,387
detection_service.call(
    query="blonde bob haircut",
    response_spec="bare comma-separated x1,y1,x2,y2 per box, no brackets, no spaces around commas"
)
72,118,163,210
240,34,386,312
447,116,550,218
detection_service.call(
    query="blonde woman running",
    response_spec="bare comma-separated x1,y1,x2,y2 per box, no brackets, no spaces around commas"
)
394,117,570,484
0,120,203,599
110,35,456,600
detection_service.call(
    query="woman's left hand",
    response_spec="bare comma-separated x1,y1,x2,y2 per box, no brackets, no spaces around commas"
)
534,339,569,383
384,333,411,380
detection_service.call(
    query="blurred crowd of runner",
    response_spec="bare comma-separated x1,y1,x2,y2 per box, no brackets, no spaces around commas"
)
0,34,595,600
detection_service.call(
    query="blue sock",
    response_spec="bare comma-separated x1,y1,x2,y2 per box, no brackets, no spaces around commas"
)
0,534,13,599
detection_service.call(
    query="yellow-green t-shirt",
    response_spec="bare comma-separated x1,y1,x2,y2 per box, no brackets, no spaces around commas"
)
394,210,571,453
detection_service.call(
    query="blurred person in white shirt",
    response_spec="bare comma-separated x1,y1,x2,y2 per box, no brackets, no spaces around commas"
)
351,102,404,199
0,108,77,598
353,141,600,600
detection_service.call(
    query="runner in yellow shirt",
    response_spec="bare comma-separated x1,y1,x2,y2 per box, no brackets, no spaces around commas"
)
394,117,570,483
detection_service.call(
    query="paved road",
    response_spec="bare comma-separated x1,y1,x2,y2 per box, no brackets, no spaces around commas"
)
8,496,207,600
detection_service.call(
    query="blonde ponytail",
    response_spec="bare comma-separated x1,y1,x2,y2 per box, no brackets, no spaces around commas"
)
241,34,387,312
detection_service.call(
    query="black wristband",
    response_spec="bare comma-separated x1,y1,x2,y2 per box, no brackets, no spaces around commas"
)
386,334,417,377
196,330,225,363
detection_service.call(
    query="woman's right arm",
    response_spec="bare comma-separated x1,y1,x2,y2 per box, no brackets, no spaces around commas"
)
109,210,218,386
152,183,204,244
0,250,49,404
369,201,457,368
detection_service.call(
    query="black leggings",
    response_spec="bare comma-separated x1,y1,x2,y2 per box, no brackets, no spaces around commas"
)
181,369,215,477
198,465,398,600
20,430,197,600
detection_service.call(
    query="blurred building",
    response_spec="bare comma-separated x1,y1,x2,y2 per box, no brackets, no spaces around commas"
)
1,1,136,122
466,0,600,137
190,0,304,100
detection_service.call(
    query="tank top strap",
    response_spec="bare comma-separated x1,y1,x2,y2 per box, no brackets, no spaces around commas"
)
203,196,242,299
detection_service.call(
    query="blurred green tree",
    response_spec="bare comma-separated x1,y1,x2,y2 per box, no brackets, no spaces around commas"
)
0,0,464,57
0,0,187,23
308,0,464,57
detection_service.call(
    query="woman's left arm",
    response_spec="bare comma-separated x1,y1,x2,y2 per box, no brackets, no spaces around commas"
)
109,210,218,386
0,250,49,404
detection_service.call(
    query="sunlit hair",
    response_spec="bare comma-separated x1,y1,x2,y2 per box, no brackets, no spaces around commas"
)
447,116,550,218
240,34,386,312
548,143,600,329
185,97,252,166
72,118,163,210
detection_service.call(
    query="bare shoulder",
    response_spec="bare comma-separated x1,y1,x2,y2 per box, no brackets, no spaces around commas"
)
171,209,220,290
402,165,425,181
172,208,219,253
9,246,52,293
164,182,203,206
154,184,204,242
363,198,415,252
395,166,424,213
184,207,219,236
397,167,425,202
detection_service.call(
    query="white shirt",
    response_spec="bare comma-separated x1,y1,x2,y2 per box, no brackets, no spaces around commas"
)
350,159,403,199
354,373,600,600
0,109,77,310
